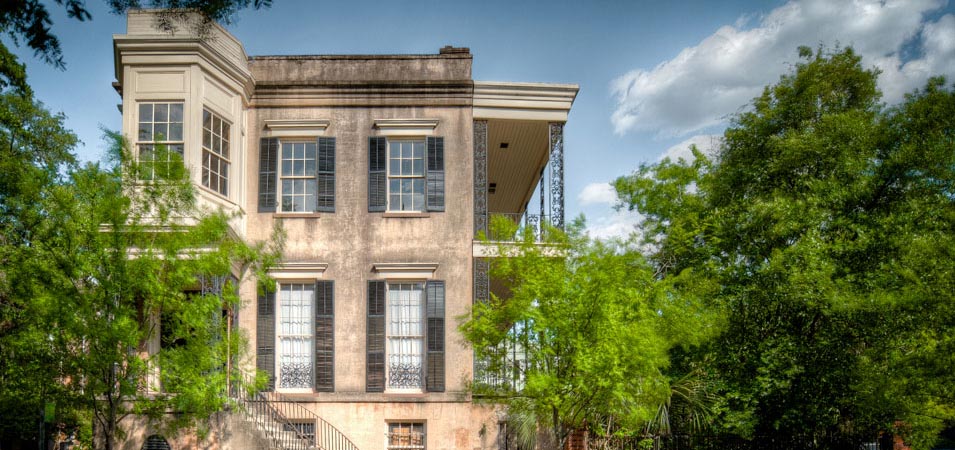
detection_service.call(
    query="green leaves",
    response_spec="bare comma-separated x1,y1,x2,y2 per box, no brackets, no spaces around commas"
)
462,217,719,445
614,47,955,448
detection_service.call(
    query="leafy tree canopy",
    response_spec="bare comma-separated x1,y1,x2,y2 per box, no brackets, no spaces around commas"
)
461,219,720,449
614,47,955,449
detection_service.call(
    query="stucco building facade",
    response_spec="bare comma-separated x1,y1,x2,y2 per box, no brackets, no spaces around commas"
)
112,10,576,450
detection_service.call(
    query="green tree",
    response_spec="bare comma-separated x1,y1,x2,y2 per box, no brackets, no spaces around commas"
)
614,47,955,449
0,2,274,448
461,219,718,449
0,93,280,448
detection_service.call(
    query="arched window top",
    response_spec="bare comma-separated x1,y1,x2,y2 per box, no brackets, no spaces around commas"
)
143,435,171,450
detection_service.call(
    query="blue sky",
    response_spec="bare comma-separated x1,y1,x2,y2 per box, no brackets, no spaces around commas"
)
14,0,955,238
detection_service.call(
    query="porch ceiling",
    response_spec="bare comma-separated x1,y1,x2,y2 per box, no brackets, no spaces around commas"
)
486,119,550,215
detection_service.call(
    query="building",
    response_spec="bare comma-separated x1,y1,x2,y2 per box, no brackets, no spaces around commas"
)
112,10,577,450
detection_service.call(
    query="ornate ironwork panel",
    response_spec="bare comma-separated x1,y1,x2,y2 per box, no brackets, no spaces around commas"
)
474,258,489,305
388,360,423,389
549,122,565,230
279,361,314,389
198,274,226,297
473,120,488,237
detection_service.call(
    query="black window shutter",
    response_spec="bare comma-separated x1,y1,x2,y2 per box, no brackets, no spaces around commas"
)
368,137,387,212
366,280,386,392
426,280,446,392
316,137,336,213
315,280,334,392
256,283,276,391
258,138,279,212
426,136,445,212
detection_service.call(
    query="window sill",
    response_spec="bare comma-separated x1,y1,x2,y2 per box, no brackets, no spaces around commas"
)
274,213,322,218
196,185,237,206
382,212,430,218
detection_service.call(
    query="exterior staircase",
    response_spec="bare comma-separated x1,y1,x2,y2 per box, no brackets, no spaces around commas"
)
231,376,358,450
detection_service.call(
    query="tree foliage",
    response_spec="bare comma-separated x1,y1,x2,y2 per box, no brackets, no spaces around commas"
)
0,91,280,448
614,47,955,449
461,219,718,449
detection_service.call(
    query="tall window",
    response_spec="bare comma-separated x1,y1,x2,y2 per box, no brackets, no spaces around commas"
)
137,102,184,179
281,142,318,212
387,283,424,390
279,284,314,390
388,140,425,212
202,109,230,196
387,423,425,450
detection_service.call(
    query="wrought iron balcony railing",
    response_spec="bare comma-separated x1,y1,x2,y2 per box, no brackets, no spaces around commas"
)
486,212,552,242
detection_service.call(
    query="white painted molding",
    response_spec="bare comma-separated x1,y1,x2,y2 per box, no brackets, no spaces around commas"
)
373,119,440,136
472,81,579,121
372,262,439,279
263,119,331,138
271,262,329,279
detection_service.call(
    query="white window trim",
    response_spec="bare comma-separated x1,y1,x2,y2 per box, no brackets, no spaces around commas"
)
275,281,317,394
201,108,231,197
264,119,329,138
135,101,185,179
386,139,427,213
277,140,320,213
383,281,427,393
373,263,438,280
386,421,426,450
269,265,326,394
374,118,438,137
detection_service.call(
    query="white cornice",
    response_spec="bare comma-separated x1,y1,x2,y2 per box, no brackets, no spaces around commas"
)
113,37,255,100
271,262,329,280
373,119,440,136
372,263,439,279
263,119,331,137
472,81,579,121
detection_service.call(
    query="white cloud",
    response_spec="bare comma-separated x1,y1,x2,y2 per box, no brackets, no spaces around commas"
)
586,209,643,241
578,182,617,206
611,0,955,137
659,134,723,162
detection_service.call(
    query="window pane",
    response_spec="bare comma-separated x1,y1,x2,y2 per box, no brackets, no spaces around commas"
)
293,160,304,176
282,143,294,159
169,123,183,141
170,103,183,122
294,143,304,160
412,159,423,176
390,159,400,176
390,142,400,158
154,124,168,141
413,141,424,158
282,160,292,176
305,159,316,176
139,103,153,122
402,160,412,175
139,123,152,141
202,109,211,129
305,142,316,160
155,104,168,122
